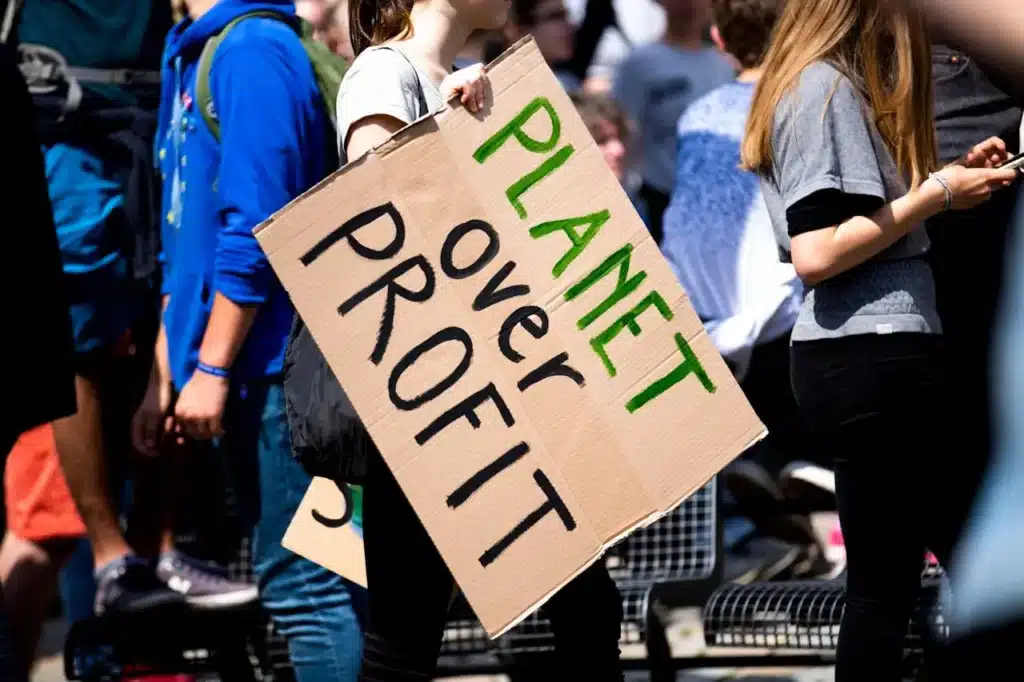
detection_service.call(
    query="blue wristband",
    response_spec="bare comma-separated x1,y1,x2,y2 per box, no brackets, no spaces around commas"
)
197,361,231,379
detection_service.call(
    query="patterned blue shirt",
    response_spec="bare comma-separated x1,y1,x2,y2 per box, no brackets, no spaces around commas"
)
660,81,802,379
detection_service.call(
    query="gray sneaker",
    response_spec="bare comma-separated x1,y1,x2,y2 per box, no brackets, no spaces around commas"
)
156,550,259,610
94,555,185,617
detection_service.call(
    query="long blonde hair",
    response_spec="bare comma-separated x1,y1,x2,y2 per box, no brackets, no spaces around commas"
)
740,0,937,188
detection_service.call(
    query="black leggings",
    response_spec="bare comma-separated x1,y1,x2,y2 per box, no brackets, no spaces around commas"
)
791,333,978,682
359,446,624,682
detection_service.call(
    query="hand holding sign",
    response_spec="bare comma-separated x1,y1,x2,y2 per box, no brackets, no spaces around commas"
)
258,39,764,637
442,62,488,113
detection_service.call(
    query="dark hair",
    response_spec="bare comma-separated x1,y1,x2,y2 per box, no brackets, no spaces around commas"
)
349,0,414,55
510,0,543,25
711,0,782,69
569,91,632,144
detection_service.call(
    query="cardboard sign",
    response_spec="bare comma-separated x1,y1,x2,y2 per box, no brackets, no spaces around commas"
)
283,479,366,588
257,38,764,637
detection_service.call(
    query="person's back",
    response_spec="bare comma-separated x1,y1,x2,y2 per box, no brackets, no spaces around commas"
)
664,81,800,377
663,0,796,378
613,0,734,242
761,61,943,340
662,0,831,575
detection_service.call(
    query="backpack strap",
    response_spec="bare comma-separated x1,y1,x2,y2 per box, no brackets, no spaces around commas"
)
195,10,292,141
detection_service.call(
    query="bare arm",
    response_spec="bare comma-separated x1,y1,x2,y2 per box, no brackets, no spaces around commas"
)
793,164,1019,286
196,294,258,370
345,114,409,160
792,181,946,286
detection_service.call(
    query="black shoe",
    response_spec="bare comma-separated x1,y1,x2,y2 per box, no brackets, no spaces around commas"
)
94,556,186,617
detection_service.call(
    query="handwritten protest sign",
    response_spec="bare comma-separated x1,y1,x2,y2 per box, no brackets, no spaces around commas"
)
257,38,765,637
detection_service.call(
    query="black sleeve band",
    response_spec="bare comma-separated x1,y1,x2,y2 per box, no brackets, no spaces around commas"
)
786,189,886,238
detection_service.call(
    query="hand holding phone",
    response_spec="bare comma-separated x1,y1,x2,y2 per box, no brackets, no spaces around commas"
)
997,152,1024,172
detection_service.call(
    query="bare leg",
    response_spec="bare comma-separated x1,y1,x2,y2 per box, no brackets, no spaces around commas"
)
125,453,178,557
0,533,76,672
51,375,131,569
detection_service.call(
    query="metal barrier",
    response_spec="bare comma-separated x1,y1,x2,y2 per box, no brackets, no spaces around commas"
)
438,480,720,676
703,563,947,677
65,480,719,680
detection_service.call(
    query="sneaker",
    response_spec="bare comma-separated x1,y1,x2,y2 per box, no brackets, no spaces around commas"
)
779,461,837,512
156,550,259,610
94,556,185,617
725,461,821,548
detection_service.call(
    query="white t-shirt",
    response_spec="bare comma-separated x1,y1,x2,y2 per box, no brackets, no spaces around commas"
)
335,45,444,163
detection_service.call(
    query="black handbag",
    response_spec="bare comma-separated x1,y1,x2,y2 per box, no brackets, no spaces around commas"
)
283,314,372,483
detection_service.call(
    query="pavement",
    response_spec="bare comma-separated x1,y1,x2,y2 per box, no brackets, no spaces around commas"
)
30,608,835,682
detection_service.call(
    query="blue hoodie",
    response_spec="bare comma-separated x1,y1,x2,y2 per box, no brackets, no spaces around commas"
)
157,0,327,390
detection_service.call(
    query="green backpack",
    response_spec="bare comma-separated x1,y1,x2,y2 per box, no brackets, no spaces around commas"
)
194,11,348,165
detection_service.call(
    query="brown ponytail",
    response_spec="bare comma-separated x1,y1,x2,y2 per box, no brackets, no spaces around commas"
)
349,0,415,55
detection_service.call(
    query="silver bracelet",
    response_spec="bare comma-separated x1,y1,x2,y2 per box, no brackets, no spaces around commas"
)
928,172,953,212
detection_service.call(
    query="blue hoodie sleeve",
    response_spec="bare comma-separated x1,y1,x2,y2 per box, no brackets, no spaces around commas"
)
159,249,172,296
209,22,318,304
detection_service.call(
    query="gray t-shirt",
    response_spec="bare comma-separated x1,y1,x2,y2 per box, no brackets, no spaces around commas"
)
761,61,941,341
336,45,445,164
614,43,735,193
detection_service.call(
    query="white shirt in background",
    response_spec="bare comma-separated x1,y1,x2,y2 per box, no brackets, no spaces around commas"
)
563,0,665,81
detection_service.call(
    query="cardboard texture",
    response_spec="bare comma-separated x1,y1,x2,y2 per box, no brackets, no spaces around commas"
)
259,38,765,637
282,479,366,588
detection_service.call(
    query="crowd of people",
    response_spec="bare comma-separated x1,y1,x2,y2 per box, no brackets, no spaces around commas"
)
2,0,1024,681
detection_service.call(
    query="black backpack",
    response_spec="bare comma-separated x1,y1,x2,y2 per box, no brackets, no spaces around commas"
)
283,46,428,483
283,318,373,482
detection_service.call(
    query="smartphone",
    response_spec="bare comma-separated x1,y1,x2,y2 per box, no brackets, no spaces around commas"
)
997,152,1024,172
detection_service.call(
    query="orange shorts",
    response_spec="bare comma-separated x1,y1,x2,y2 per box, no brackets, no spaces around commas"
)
5,424,85,543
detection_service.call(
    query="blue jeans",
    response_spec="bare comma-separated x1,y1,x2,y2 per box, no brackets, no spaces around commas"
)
220,380,365,682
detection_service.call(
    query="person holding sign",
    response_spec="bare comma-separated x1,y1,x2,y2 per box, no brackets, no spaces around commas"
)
339,1,625,679
740,1,1018,680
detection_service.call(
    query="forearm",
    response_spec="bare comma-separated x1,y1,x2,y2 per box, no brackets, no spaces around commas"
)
795,180,945,285
197,293,259,370
154,295,170,379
